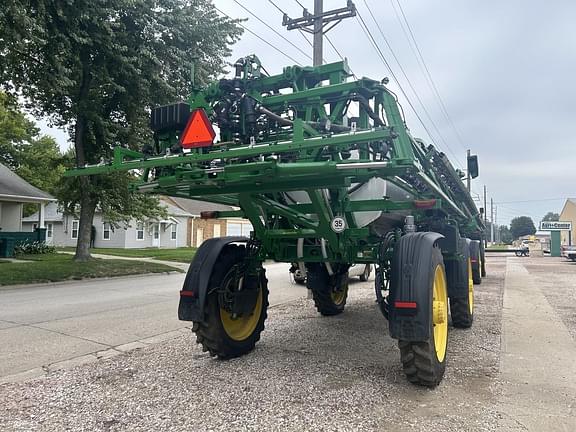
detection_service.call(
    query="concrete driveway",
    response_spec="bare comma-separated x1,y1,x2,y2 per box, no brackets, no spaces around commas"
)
0,262,306,382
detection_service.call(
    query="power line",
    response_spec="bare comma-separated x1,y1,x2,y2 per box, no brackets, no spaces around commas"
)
324,34,357,79
233,0,312,61
267,1,315,50
390,0,467,152
293,0,307,9
355,9,462,168
213,6,303,66
266,0,285,14
268,0,332,65
360,0,463,168
496,198,569,204
291,1,355,76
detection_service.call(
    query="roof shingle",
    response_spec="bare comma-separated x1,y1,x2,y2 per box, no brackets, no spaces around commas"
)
0,163,55,202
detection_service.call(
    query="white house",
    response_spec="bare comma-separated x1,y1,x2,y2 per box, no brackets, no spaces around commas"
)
165,196,254,247
0,162,55,232
22,198,191,248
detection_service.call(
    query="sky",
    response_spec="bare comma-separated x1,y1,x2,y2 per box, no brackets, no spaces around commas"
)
40,0,576,227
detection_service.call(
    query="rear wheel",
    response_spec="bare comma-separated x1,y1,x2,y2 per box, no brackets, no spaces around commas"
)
480,240,486,277
307,263,348,316
470,241,482,285
399,246,448,387
192,245,268,358
450,242,474,328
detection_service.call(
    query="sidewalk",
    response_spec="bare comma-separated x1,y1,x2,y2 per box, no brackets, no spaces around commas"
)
499,258,576,431
58,251,189,271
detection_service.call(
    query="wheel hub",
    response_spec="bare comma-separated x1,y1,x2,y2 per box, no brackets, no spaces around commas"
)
433,300,446,324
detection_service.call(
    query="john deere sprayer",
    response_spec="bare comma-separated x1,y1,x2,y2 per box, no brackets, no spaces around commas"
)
69,56,486,386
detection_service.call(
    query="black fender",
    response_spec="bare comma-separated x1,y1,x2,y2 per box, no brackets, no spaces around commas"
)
445,238,470,299
178,236,249,322
389,232,444,341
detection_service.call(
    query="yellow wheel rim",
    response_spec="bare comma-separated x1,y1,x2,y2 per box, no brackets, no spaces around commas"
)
468,258,474,314
331,286,347,305
432,265,448,362
220,288,262,341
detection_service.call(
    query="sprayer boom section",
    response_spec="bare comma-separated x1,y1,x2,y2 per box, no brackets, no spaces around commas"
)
68,56,484,264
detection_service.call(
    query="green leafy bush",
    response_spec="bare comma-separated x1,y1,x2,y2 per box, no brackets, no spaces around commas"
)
14,241,55,255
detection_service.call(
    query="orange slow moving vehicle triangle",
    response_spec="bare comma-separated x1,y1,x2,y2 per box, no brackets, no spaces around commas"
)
180,109,216,148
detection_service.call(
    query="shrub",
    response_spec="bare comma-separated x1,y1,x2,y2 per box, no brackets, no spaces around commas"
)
14,241,56,255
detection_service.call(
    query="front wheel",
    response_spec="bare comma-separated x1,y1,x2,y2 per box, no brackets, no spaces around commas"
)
192,244,269,359
307,263,349,316
399,246,448,387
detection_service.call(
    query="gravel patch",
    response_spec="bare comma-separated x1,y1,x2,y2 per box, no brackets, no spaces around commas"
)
0,259,506,432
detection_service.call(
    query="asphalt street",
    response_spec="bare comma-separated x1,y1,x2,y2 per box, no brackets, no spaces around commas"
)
1,254,576,431
0,262,305,382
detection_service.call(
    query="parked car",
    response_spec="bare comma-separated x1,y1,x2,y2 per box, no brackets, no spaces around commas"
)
561,245,576,261
290,263,372,284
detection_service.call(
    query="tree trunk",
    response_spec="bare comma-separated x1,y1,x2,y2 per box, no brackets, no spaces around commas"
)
74,184,97,262
73,114,97,262
73,57,95,262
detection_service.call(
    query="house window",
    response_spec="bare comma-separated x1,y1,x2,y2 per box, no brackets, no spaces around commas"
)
47,223,53,238
213,224,221,238
227,222,253,237
136,222,144,240
171,224,177,240
71,220,79,239
227,222,241,236
102,223,111,240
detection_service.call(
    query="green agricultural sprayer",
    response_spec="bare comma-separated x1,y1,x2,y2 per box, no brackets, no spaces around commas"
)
68,56,486,386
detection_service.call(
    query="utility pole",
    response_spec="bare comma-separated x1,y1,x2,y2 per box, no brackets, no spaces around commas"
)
483,185,487,224
495,205,499,243
283,1,357,66
490,198,494,244
483,185,487,247
466,149,471,192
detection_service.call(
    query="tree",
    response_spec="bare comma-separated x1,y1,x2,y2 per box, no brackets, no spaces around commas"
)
0,92,37,169
1,92,65,216
1,1,242,260
499,225,513,244
542,212,560,222
510,216,536,240
16,136,65,193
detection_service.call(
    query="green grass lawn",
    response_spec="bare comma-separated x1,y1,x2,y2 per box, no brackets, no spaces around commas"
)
486,245,513,252
0,253,183,287
57,247,197,263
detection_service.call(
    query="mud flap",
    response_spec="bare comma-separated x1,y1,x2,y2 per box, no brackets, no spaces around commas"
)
178,236,248,322
388,232,443,341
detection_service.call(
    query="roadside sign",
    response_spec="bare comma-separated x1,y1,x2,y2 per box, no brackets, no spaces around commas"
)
539,221,572,231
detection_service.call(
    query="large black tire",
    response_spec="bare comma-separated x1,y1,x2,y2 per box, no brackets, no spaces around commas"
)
450,240,474,328
398,246,448,387
480,240,486,277
359,264,371,282
192,244,268,359
307,263,348,316
294,276,306,285
290,263,307,285
469,241,482,285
